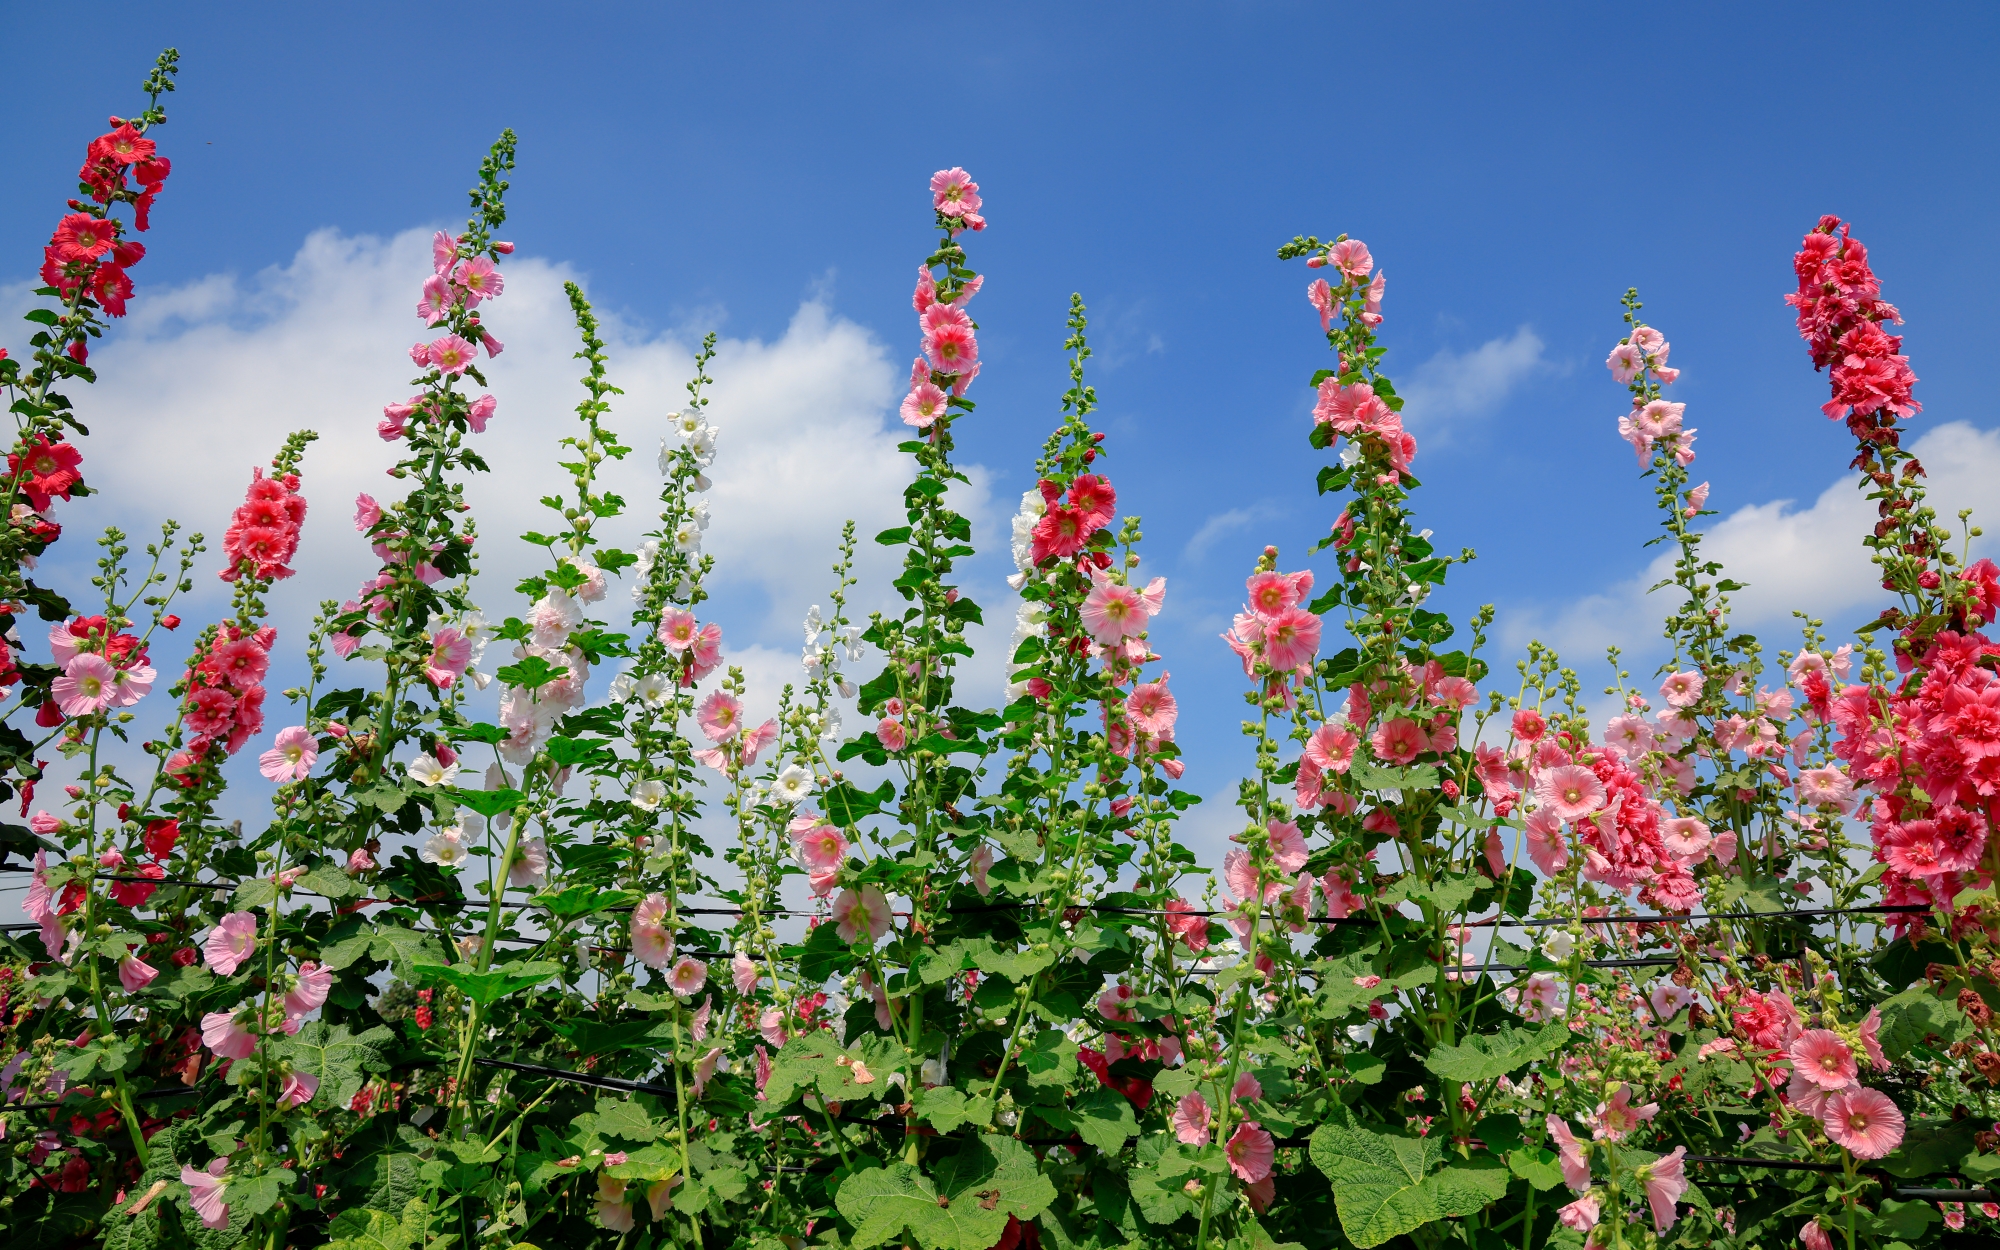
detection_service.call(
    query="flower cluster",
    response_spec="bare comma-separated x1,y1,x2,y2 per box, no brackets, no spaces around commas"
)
1787,215,1920,438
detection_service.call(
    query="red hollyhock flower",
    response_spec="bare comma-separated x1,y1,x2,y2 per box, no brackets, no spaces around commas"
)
9,437,84,510
143,819,180,859
50,213,118,262
107,862,165,908
89,264,133,318
91,124,155,167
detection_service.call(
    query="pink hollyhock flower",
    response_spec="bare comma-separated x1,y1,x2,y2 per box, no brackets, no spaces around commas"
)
347,846,376,873
200,1010,258,1060
1173,1091,1211,1145
1660,816,1712,859
1791,1029,1858,1090
1859,1007,1887,1067
595,1174,634,1231
286,961,332,1018
428,335,478,375
119,955,158,993
1796,766,1854,810
1659,670,1703,707
408,341,432,367
205,912,259,976
418,274,452,324
860,968,894,1030
1081,572,1149,644
258,725,318,782
1165,898,1209,951
1607,341,1644,383
53,653,117,717
1604,714,1654,756
1127,676,1179,737
1320,870,1360,919
182,1158,230,1229
697,690,742,742
480,327,504,358
378,398,415,441
279,1069,319,1109
901,382,948,428
354,492,381,532
1231,1072,1263,1103
630,893,674,969
732,950,759,994
1799,1221,1834,1250
691,1046,723,1098
1685,481,1709,516
1507,972,1562,1022
876,718,908,751
1245,570,1306,618
1648,982,1696,1021
832,885,892,945
912,264,936,312
970,842,994,897
1371,717,1422,765
1097,983,1136,1022
467,393,497,433
1535,765,1607,822
1589,1084,1658,1140
658,608,699,648
1557,1196,1599,1233
759,1008,788,1047
1312,381,1392,433
456,256,503,304
424,628,474,689
1546,1115,1592,1191
432,230,457,273
930,167,981,216
1226,1120,1275,1183
791,823,846,871
1788,1068,1835,1119
1822,1087,1904,1158
923,319,978,373
668,956,708,998
509,837,548,887
1267,819,1308,873
1329,239,1373,278
1306,722,1359,774
1307,278,1334,330
1258,605,1321,671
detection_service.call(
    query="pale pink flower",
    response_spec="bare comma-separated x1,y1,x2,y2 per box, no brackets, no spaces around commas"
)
182,1158,230,1230
1231,1072,1263,1103
418,273,452,323
53,653,117,717
408,341,432,367
1659,670,1704,708
1523,806,1566,876
1604,714,1654,755
658,608,699,648
1796,766,1855,810
1172,1091,1211,1145
1307,278,1334,330
508,837,548,887
205,912,259,976
467,393,496,433
860,968,894,1030
875,718,908,751
1546,1115,1592,1191
1859,1007,1887,1067
1607,341,1644,383
595,1174,634,1231
1266,820,1308,873
1645,1145,1687,1230
1791,1029,1859,1091
1824,1088,1896,1152
1787,1068,1834,1119
428,334,478,375
692,1046,723,1098
1226,1120,1275,1183
930,167,982,216
630,893,674,969
691,996,712,1042
832,885,891,945
1507,972,1561,1022
1557,1195,1599,1233
456,256,504,305
1127,676,1179,737
279,1069,319,1109
1685,481,1709,515
1329,238,1373,278
970,842,994,897
792,823,846,871
759,1008,788,1047
1097,983,1136,1022
1082,572,1150,644
259,725,318,782
1660,816,1712,859
697,690,743,742
1535,765,1606,822
119,955,158,993
901,382,948,428
1307,722,1358,773
431,230,457,272
731,950,759,995
285,961,332,1018
200,1010,258,1060
1648,982,1696,1021
1590,1084,1658,1141
1257,605,1322,672
669,956,708,998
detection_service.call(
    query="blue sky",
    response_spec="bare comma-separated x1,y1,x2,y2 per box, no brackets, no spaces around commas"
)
3,2,1998,856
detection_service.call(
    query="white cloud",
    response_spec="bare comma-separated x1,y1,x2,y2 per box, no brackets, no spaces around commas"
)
1183,505,1278,563
1504,421,2000,666
1399,326,1551,437
47,226,984,673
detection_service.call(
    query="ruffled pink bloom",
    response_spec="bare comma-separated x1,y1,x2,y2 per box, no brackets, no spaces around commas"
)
669,956,708,998
1165,898,1209,951
53,652,117,717
1371,717,1423,765
428,334,478,375
279,1069,319,1109
432,231,457,272
901,382,948,428
258,725,318,782
182,1158,230,1229
1589,1084,1657,1141
1535,765,1606,822
1557,1195,1599,1233
200,1010,258,1060
205,912,259,976
456,256,503,304
424,628,474,689
1660,816,1712,859
119,955,158,992
1800,1221,1834,1250
286,961,332,1018
467,393,496,433
1172,1091,1211,1145
1546,1115,1591,1191
1329,239,1373,278
1659,670,1704,708
1607,341,1644,383
1128,676,1179,737
353,492,381,532
697,690,743,742
732,950,759,994
1081,572,1150,644
832,885,892,945
1787,1068,1834,1119
1231,1072,1263,1103
1307,722,1358,773
1790,1029,1858,1090
418,273,452,324
1267,820,1308,873
1821,1087,1904,1159
1859,1007,1887,1067
1257,605,1322,672
630,893,674,969
1307,278,1334,330
930,167,982,216
1226,1120,1275,1183
923,319,978,374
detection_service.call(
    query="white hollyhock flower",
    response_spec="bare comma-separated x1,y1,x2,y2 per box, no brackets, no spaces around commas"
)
672,521,703,554
421,830,468,867
631,779,666,812
407,754,459,787
608,672,636,704
635,674,671,708
772,766,814,805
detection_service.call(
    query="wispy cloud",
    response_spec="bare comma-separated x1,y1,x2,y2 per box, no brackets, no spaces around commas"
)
1183,505,1276,563
1399,325,1553,438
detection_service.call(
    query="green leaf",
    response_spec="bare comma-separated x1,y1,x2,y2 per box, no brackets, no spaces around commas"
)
1309,1123,1511,1248
1423,1020,1570,1083
1347,761,1438,793
417,960,562,1005
495,655,569,689
1069,1085,1138,1152
326,1198,430,1250
274,1022,391,1108
231,877,278,910
1877,1117,1980,1179
1378,871,1478,915
593,1098,661,1143
913,1086,991,1134
301,862,362,900
453,787,524,818
369,927,445,976
1875,984,1971,1059
874,526,912,546
826,779,895,825
836,1136,1057,1249
533,884,638,919
1507,1147,1566,1191
231,1166,295,1217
